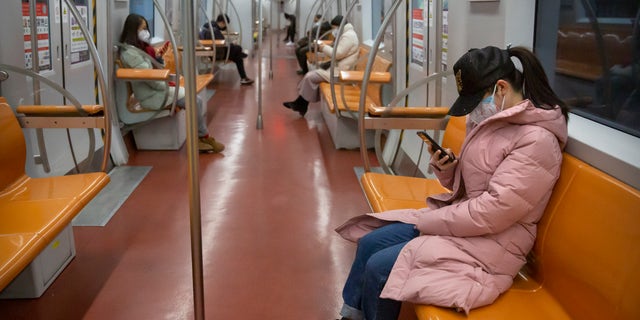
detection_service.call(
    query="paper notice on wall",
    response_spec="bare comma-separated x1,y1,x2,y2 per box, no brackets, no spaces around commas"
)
411,8,425,68
69,5,90,64
23,2,52,71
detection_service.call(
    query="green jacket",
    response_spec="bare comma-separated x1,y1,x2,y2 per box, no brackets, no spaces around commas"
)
119,46,168,110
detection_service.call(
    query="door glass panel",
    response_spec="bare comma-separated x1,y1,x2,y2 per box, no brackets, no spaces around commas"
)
22,0,52,71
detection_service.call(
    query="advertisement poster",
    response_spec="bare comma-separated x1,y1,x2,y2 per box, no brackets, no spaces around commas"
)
69,3,90,64
23,1,52,71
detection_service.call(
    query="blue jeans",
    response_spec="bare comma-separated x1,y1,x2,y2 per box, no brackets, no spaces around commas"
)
341,223,419,320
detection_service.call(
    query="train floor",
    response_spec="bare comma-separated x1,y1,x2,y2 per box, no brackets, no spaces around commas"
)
0,39,417,319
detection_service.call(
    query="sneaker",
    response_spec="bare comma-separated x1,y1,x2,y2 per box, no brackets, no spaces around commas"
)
240,78,254,85
286,41,295,46
198,136,225,153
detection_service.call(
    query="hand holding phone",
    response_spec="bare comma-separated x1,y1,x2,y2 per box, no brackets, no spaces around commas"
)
158,41,170,56
416,131,456,163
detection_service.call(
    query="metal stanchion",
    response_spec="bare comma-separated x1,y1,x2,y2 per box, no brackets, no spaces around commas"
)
181,0,205,319
257,0,264,129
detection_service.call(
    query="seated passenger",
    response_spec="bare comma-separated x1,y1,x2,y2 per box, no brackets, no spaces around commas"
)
283,13,296,45
119,14,225,153
295,14,332,75
334,46,569,320
282,15,359,116
200,14,254,85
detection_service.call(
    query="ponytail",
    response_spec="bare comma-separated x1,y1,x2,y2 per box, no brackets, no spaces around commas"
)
504,46,569,122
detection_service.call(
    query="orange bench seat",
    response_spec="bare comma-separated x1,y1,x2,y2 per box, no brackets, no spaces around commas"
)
359,115,640,319
0,99,110,293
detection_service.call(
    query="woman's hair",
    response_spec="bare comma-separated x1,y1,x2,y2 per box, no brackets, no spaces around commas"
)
501,46,569,121
119,14,147,48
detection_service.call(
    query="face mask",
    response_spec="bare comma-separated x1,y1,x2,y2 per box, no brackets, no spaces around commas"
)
331,28,338,37
469,84,505,125
138,29,150,43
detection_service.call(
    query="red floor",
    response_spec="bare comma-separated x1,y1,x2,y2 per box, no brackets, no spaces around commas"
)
0,42,418,319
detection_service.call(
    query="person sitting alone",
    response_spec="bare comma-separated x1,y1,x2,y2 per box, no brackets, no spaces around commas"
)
294,14,332,75
119,14,225,153
282,15,359,116
200,14,254,85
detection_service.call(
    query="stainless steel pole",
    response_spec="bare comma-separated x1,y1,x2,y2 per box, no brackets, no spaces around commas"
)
257,0,264,129
30,0,51,173
64,0,112,173
182,0,206,319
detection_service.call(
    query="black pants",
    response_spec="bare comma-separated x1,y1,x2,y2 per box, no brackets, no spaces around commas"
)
284,26,295,42
295,44,310,73
216,44,247,79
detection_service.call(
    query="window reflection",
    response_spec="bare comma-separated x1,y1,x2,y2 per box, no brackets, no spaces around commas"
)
544,0,639,137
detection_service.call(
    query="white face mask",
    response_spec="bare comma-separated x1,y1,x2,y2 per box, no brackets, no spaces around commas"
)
331,28,338,37
138,29,150,43
468,84,505,125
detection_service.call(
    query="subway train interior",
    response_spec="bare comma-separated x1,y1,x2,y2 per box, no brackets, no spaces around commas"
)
1,0,639,319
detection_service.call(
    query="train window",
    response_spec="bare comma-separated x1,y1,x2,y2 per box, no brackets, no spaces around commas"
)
535,0,639,138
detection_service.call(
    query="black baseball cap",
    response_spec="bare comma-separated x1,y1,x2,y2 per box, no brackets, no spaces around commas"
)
449,46,515,116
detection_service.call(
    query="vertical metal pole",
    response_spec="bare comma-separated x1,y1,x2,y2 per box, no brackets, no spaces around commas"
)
30,0,52,173
257,0,263,129
434,0,443,105
29,0,40,104
182,0,205,319
64,0,112,173
269,1,273,79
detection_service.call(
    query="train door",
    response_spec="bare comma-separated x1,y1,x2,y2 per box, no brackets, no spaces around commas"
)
0,0,99,177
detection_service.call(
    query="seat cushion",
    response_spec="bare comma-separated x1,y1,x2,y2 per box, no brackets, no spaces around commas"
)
415,286,571,320
361,173,449,212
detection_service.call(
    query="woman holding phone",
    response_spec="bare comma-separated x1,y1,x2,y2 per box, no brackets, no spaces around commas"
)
335,46,569,320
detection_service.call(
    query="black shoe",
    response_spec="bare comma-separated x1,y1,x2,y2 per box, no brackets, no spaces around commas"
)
283,101,296,110
297,104,308,117
296,69,307,75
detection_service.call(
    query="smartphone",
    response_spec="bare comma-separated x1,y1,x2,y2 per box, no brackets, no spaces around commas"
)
416,131,455,163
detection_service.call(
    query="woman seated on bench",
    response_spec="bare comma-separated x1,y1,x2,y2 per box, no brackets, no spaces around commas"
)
119,14,225,153
334,46,569,320
294,14,332,75
200,14,254,85
282,15,359,117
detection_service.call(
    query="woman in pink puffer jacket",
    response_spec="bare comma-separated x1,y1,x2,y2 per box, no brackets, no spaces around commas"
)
335,46,569,320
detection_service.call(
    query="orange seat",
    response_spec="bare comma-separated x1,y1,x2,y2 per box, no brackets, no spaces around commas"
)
320,45,392,115
360,116,466,212
0,98,110,291
415,154,640,319
359,115,640,319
